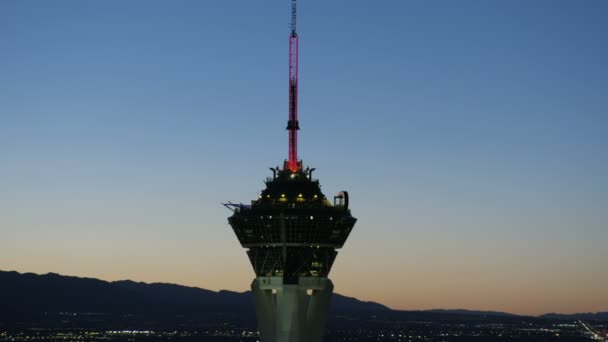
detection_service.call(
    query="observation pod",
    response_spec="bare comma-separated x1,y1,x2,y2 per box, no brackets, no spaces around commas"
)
225,167,356,342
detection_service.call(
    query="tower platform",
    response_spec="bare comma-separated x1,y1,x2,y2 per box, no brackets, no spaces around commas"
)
227,167,356,281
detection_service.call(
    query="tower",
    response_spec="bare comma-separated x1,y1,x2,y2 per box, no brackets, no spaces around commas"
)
224,1,357,341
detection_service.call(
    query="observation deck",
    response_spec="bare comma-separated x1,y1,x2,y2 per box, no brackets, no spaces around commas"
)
226,166,356,284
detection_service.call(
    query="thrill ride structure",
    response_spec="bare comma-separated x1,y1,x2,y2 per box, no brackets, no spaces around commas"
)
224,1,357,341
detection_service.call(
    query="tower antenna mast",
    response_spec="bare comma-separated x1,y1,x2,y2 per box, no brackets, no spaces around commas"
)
286,0,300,172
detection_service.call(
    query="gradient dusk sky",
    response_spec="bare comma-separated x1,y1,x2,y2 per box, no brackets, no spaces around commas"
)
1,0,607,316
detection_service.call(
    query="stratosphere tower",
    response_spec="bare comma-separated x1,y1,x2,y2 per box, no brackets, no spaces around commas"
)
224,1,357,341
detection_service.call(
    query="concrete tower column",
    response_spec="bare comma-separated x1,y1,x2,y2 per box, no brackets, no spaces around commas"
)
251,277,334,342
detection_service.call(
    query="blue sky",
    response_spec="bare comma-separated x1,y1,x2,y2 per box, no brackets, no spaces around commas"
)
1,0,607,315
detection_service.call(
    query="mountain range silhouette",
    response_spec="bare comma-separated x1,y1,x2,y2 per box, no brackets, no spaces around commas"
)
1,270,606,323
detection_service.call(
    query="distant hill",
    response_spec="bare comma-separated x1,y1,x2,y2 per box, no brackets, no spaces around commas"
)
426,309,518,317
540,312,608,321
2,270,606,326
0,270,387,322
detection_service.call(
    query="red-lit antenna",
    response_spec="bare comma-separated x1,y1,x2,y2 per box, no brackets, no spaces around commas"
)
286,0,301,172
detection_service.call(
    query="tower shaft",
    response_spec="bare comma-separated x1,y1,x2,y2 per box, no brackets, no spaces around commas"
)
252,277,333,342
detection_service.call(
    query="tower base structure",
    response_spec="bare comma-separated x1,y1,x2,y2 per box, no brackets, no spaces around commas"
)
252,277,334,342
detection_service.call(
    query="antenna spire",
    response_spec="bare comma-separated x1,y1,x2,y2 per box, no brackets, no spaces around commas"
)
291,0,297,35
286,0,301,172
